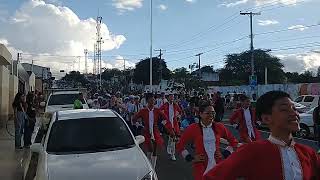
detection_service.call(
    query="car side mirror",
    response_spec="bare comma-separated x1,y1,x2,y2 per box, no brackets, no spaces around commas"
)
30,143,44,153
135,135,145,145
40,102,46,107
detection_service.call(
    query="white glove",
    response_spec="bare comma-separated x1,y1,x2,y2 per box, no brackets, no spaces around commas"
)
256,121,262,126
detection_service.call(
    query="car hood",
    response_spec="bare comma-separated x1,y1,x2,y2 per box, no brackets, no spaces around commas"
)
46,146,151,180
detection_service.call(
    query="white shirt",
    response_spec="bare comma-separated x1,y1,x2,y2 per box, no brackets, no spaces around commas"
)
243,108,255,138
169,103,174,124
268,136,302,180
148,108,155,140
201,122,216,175
155,98,168,108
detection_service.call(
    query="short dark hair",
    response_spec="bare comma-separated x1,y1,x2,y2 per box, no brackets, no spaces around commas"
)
256,91,291,120
240,95,250,102
199,100,213,113
145,93,154,101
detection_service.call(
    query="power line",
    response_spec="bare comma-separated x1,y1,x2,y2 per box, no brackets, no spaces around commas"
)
255,23,320,36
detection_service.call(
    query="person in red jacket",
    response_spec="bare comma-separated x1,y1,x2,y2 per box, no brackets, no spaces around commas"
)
204,91,320,180
132,93,175,169
159,93,183,161
229,95,261,143
176,101,239,180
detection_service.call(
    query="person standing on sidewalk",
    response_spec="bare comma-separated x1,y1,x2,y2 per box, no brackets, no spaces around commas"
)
313,100,320,154
229,95,262,143
12,92,27,149
24,92,36,148
159,93,183,161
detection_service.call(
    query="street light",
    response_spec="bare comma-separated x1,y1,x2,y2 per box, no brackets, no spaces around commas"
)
149,0,153,92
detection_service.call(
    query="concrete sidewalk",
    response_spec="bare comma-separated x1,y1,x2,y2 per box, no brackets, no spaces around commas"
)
0,120,29,180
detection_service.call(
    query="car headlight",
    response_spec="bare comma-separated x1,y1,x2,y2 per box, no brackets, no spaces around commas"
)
141,170,158,180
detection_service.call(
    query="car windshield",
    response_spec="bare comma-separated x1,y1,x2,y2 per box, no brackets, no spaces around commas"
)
46,117,135,154
48,94,85,105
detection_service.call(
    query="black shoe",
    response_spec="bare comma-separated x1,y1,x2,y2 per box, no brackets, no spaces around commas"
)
15,146,23,150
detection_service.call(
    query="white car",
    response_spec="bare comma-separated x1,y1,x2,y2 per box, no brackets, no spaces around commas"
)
294,95,320,109
43,91,89,113
30,109,157,180
297,107,315,138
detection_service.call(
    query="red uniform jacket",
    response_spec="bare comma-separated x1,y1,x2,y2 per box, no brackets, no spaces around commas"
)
132,107,174,150
176,122,238,180
159,102,182,135
229,108,261,143
204,140,320,180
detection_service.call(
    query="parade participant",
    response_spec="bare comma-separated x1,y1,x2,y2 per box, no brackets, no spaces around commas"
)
159,93,183,161
204,91,320,180
132,96,144,135
73,93,84,109
156,92,168,108
132,93,175,169
176,101,239,180
229,95,261,143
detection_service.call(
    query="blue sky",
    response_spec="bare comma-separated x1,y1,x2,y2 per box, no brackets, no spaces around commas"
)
0,0,319,77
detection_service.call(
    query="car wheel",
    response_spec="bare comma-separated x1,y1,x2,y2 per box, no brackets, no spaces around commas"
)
296,124,310,138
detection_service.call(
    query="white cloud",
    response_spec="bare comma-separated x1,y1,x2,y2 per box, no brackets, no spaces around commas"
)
0,0,127,77
185,0,196,3
258,19,279,26
158,4,167,11
220,0,249,8
279,52,320,73
112,0,144,13
288,25,309,31
220,0,300,8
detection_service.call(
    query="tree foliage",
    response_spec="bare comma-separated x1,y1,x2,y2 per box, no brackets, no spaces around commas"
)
219,49,286,85
62,71,88,86
133,57,171,84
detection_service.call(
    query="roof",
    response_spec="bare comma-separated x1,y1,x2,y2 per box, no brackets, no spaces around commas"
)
51,91,81,95
57,109,118,121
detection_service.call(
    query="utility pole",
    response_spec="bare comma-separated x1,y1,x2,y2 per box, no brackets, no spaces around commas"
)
149,0,153,92
31,60,34,72
154,49,165,82
240,11,261,76
84,49,88,74
77,56,81,72
195,53,203,79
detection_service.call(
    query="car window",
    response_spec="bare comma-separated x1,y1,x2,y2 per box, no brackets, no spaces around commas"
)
303,96,314,103
46,117,135,154
294,96,303,103
48,94,85,105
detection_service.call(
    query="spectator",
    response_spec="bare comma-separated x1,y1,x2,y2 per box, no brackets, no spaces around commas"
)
12,92,27,149
214,92,225,122
25,92,36,148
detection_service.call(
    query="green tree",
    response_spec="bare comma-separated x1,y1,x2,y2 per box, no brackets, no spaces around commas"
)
62,71,88,86
133,57,171,84
172,67,190,84
101,68,122,81
220,49,285,85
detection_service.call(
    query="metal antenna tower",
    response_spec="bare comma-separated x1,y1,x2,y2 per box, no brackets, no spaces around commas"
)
94,16,103,87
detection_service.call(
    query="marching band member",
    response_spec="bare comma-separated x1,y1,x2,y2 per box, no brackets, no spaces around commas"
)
176,101,239,180
159,93,183,161
229,95,262,143
132,93,175,169
204,91,320,180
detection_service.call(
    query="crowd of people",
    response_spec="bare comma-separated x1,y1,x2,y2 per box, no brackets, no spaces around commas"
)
12,88,320,179
12,90,44,149
83,89,319,179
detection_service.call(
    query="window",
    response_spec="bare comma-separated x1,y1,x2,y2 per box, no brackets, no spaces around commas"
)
47,117,134,154
303,96,314,102
48,94,85,105
294,96,303,103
